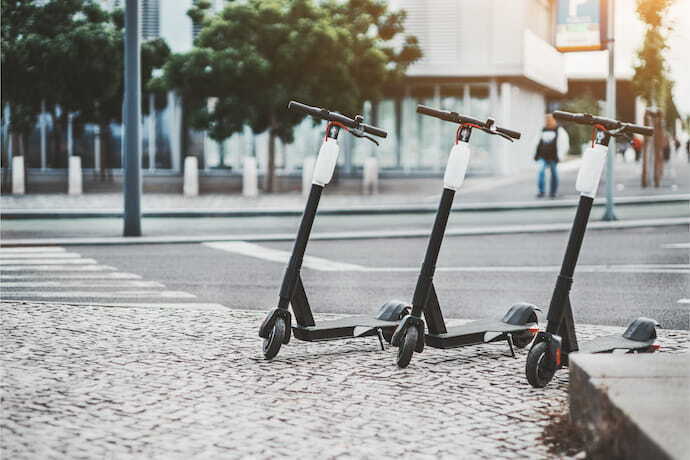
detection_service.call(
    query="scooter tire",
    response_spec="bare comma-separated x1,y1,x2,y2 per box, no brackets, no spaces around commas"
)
526,341,556,388
262,317,286,360
396,326,418,369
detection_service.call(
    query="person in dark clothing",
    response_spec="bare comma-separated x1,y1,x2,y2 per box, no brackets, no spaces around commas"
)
534,114,569,198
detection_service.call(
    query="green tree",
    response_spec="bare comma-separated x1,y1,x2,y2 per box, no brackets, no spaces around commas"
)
632,0,674,116
165,0,420,192
560,91,601,155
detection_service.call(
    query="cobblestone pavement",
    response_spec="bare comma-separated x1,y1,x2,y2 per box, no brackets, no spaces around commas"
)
1,301,687,459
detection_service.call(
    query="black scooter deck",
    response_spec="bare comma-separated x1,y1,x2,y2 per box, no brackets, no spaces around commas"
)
425,318,532,349
293,316,399,342
578,334,655,353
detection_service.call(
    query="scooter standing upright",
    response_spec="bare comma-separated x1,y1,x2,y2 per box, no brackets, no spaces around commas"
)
259,101,410,360
391,105,541,368
525,110,660,388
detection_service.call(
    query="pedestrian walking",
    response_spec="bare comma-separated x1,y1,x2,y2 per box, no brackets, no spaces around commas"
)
534,113,569,198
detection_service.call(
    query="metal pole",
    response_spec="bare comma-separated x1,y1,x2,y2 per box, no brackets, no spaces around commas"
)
123,0,142,236
602,0,617,221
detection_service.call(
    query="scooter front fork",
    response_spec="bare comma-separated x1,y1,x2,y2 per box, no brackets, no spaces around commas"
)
391,315,425,353
532,331,563,371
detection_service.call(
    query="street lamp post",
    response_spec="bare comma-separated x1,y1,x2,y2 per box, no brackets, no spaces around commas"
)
602,0,617,221
123,0,142,236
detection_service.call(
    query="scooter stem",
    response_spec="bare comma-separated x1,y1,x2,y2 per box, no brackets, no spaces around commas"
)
545,194,593,333
411,187,455,317
278,184,324,308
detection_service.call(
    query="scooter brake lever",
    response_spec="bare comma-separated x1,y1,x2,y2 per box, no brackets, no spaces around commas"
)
479,127,514,142
348,128,380,146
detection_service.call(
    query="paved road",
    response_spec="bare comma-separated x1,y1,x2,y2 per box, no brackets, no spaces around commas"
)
3,226,688,329
1,201,687,240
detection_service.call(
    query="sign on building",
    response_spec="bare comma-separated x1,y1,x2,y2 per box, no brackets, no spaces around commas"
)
555,0,607,52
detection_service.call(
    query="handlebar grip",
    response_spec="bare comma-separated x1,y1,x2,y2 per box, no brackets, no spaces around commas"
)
288,100,320,117
626,123,654,136
361,123,388,138
417,105,451,121
552,110,579,122
496,126,521,140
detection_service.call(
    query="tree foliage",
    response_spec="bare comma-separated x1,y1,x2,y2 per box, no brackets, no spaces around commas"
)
632,0,674,111
164,0,421,191
560,91,601,155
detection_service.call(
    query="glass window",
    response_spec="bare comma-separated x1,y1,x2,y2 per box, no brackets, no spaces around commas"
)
468,85,491,172
376,100,397,169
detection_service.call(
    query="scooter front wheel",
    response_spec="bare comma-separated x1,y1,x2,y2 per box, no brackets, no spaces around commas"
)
525,341,556,388
262,317,287,360
396,326,418,369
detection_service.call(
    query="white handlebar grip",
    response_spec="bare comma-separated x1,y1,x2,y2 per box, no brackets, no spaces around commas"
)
312,138,340,186
576,143,608,198
443,143,471,191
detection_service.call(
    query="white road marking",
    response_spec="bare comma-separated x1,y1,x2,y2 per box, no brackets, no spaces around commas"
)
2,301,228,310
0,258,98,265
0,272,142,280
0,252,81,259
0,265,116,272
0,291,196,299
1,280,165,288
678,299,690,304
204,241,367,271
0,247,66,253
662,242,690,249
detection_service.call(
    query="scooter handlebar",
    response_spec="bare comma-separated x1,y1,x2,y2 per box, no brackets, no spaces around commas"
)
552,110,653,136
416,105,521,140
287,100,387,138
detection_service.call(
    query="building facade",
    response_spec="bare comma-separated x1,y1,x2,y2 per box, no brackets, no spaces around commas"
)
2,0,567,190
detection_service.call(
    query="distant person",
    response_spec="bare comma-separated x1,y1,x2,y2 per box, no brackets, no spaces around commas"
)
631,135,643,162
534,114,570,198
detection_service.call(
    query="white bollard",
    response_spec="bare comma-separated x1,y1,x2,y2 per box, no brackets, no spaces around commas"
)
11,156,25,195
183,156,199,197
302,156,316,196
362,156,379,194
242,156,259,197
68,156,83,195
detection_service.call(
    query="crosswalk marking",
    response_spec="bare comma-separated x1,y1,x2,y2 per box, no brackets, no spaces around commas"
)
662,242,690,249
0,252,81,259
0,247,66,253
1,265,117,272
0,291,196,299
0,258,99,265
1,280,165,288
678,299,690,304
0,246,212,306
1,272,142,280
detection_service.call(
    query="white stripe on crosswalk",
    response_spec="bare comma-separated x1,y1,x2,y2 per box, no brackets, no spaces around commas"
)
1,280,165,288
4,301,228,310
0,272,142,280
678,299,690,304
0,247,66,253
0,258,98,265
0,265,116,272
0,291,196,299
0,252,81,259
662,242,690,249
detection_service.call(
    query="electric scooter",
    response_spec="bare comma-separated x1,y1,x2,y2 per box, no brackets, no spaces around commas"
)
525,110,660,388
259,101,410,359
391,105,541,368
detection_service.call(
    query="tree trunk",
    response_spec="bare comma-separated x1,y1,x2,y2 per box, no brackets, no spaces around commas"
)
265,115,277,193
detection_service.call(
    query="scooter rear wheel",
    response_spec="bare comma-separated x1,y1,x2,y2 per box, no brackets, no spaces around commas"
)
262,317,286,360
512,331,536,349
396,327,418,369
526,341,556,388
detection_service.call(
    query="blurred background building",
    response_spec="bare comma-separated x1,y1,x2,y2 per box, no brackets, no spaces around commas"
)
3,0,685,192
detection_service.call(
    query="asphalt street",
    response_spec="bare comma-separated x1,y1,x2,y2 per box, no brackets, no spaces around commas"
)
1,201,687,239
4,225,688,329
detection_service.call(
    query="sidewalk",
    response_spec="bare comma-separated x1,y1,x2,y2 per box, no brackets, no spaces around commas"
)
1,301,687,459
2,158,688,214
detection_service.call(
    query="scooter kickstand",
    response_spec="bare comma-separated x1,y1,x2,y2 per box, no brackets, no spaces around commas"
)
506,333,516,359
376,328,385,351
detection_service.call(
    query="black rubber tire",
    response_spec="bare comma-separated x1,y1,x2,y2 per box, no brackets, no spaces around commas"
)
526,341,556,388
262,317,286,360
512,330,536,349
396,327,418,369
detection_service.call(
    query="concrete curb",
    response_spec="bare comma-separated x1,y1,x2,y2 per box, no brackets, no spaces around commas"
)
2,217,688,247
569,354,690,460
1,194,688,219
